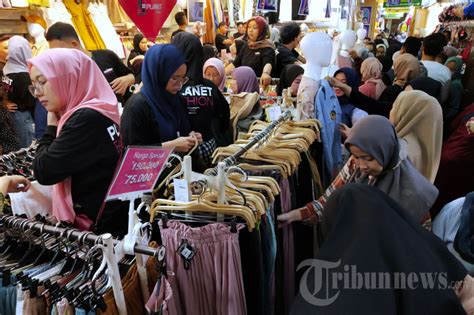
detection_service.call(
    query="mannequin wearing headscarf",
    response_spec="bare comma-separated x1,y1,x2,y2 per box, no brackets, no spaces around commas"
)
359,57,386,100
280,115,438,227
228,16,275,83
333,68,367,127
2,36,36,148
431,104,474,218
444,57,464,122
277,64,303,96
30,49,126,235
330,53,420,117
291,184,470,315
172,32,232,166
126,33,147,83
390,90,443,183
121,44,195,150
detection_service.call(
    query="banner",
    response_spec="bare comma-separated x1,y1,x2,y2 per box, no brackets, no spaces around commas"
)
119,0,176,40
256,0,278,12
384,0,422,8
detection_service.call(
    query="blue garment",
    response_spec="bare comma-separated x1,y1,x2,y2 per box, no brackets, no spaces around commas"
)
314,79,342,181
141,44,190,142
0,275,17,315
433,196,474,275
75,308,96,315
34,100,47,139
10,110,34,148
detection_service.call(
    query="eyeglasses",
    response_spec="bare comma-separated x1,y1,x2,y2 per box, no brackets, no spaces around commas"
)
28,80,47,96
170,75,189,86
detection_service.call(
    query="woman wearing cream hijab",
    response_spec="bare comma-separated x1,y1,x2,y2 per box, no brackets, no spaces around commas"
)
390,90,443,183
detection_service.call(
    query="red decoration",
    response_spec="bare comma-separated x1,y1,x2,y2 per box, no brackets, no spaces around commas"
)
119,0,177,40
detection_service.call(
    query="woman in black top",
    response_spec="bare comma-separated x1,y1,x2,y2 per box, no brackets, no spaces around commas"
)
121,44,199,152
172,32,232,166
127,33,148,83
30,48,127,236
226,16,275,87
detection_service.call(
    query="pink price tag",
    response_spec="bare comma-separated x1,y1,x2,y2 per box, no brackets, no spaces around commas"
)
106,146,172,201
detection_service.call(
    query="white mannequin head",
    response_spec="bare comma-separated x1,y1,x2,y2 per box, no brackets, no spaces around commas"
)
27,22,46,42
340,30,356,54
356,22,364,31
356,28,367,45
300,32,332,80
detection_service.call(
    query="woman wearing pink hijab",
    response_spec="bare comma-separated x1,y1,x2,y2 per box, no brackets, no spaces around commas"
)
203,57,227,92
29,48,126,235
359,57,387,100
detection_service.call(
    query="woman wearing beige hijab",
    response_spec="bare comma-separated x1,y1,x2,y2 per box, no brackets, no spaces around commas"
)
330,53,420,117
359,57,386,100
390,90,443,183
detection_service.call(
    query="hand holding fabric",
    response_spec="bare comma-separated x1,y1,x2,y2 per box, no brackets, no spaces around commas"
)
111,74,135,95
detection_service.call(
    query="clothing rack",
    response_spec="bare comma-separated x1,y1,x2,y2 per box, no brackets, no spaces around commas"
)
206,110,292,176
0,215,157,257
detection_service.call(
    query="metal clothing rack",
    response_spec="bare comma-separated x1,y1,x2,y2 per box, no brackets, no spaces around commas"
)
0,215,157,257
206,110,292,176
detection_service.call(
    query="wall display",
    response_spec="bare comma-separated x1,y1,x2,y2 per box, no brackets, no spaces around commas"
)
361,6,373,35
257,0,278,12
188,0,204,22
298,0,309,16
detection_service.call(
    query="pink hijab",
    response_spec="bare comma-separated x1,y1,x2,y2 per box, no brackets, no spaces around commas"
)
203,57,225,91
28,48,120,226
359,57,386,100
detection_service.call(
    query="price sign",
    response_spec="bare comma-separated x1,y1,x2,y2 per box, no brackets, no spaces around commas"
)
267,105,282,122
106,146,172,201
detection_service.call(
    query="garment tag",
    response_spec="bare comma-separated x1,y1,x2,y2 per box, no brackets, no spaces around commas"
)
177,239,197,270
173,178,190,202
267,105,282,121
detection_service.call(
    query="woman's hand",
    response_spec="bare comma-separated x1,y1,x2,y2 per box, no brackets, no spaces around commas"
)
339,123,351,139
163,136,197,153
189,131,203,144
260,73,272,87
0,175,31,195
277,208,303,228
4,102,18,112
130,55,145,65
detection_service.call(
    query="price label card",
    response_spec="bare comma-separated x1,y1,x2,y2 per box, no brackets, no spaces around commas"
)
173,178,190,202
106,146,172,201
267,105,282,122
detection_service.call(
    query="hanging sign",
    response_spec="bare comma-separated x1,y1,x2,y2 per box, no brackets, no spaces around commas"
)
119,0,177,40
383,0,421,8
257,0,278,12
106,146,172,201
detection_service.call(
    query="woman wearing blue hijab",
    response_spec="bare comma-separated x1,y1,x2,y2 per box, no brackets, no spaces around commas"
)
121,44,199,152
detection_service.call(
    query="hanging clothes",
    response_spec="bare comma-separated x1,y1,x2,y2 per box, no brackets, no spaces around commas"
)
63,0,106,51
315,79,342,181
103,0,133,28
88,2,125,58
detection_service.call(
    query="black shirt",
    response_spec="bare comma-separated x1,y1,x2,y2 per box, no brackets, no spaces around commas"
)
233,32,245,39
91,50,133,104
233,44,275,77
273,43,299,78
1,72,36,112
33,109,127,236
180,79,232,147
215,33,230,53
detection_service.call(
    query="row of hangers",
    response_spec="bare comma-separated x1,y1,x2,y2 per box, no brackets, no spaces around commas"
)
0,215,163,315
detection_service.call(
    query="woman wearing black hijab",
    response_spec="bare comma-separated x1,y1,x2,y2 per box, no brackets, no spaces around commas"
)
172,32,233,167
127,33,148,83
290,183,471,315
277,64,304,96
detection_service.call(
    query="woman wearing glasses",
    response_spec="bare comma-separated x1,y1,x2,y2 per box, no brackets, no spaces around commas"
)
29,48,127,235
121,44,199,153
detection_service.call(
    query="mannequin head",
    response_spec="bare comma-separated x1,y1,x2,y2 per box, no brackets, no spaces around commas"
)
301,32,332,67
356,22,364,31
300,32,332,80
340,30,357,51
356,28,367,45
27,23,46,42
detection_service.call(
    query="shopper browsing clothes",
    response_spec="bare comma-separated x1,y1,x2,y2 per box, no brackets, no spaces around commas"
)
29,48,127,236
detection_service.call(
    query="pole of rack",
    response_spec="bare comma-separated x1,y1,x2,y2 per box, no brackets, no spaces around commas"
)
0,215,158,257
